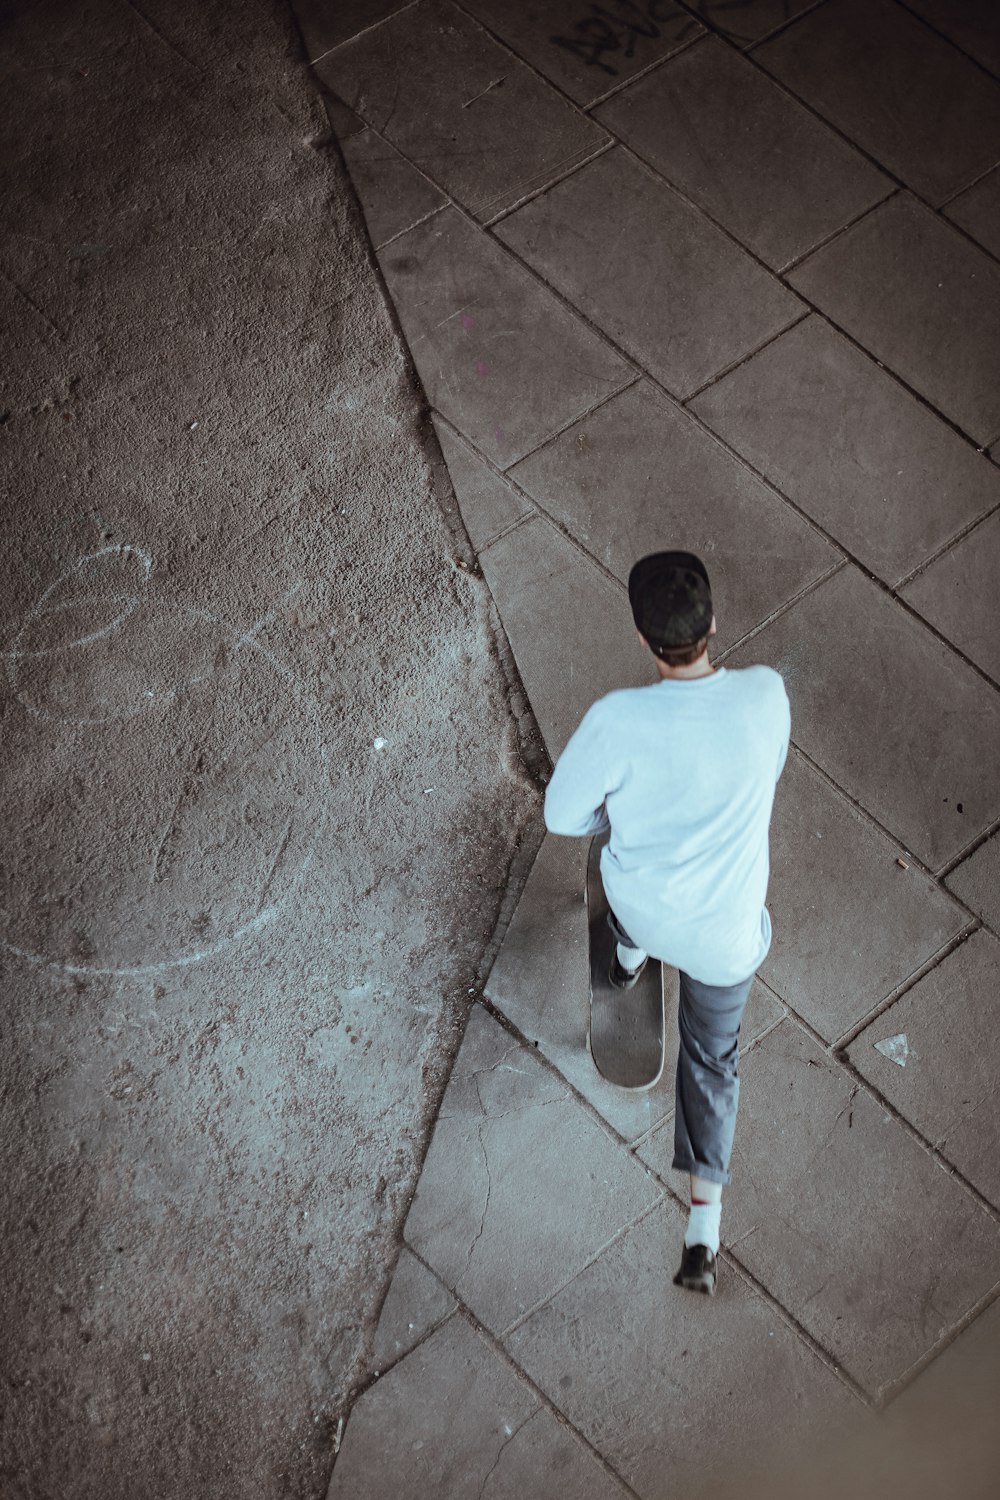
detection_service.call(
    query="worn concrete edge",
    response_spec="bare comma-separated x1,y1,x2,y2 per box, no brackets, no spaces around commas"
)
283,8,556,1477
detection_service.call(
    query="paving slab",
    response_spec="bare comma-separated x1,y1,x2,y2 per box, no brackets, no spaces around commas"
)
378,207,631,468
596,37,889,271
478,514,653,757
315,0,608,222
372,1247,457,1373
731,565,1000,871
432,419,532,551
683,0,820,48
706,1298,1000,1500
690,316,1000,586
787,196,1000,448
636,1019,1000,1395
754,0,1000,207
764,753,967,1042
508,379,837,653
495,148,802,398
328,1314,629,1499
337,128,447,247
485,831,784,1143
880,1296,1000,1495
944,166,1000,261
847,929,1000,1207
505,1199,864,1500
462,0,702,107
404,1005,662,1334
902,0,1000,80
945,832,1000,934
901,507,1000,683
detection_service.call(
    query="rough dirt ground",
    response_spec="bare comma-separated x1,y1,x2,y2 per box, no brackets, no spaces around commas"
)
0,2,544,1495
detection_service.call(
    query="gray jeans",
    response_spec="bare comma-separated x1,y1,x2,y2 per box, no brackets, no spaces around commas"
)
607,909,754,1187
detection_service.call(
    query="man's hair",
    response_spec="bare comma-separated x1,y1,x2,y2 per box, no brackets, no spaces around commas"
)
653,634,710,668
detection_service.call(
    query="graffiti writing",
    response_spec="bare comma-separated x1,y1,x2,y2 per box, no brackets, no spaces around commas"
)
550,0,693,78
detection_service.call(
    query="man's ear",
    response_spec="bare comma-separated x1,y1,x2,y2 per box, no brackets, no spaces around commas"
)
708,616,717,638
637,630,649,648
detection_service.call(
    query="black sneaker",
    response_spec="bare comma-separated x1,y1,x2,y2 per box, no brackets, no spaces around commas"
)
608,950,648,989
673,1243,717,1296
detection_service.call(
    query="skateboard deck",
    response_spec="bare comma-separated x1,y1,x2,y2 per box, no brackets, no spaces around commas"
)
587,835,666,1090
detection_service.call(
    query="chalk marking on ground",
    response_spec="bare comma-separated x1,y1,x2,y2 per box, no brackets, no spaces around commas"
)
2,547,330,975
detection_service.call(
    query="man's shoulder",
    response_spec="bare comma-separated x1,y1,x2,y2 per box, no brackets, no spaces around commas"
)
582,684,656,721
728,664,788,701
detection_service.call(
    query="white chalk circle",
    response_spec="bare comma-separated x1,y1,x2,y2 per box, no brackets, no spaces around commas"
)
1,546,327,975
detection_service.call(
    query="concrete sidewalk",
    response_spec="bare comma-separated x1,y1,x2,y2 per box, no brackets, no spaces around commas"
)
299,1,1000,1495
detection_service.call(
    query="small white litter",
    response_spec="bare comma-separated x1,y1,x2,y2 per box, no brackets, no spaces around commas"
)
874,1033,909,1067
373,737,387,750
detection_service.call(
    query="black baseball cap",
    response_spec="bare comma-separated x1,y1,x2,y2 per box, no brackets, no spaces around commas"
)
628,551,713,655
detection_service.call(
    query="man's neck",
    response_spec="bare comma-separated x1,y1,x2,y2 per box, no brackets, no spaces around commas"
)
655,654,715,682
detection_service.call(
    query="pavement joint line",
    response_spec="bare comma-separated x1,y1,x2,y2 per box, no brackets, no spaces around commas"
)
775,744,1000,926
318,14,1000,1459
474,991,665,1154
712,559,848,661
475,138,617,225
774,185,902,277
497,1196,670,1342
373,199,449,253
331,0,615,226
938,181,1000,273
305,0,421,70
371,114,993,474
482,138,616,229
828,1047,1000,1231
874,1279,1000,1408
376,124,994,485
448,0,700,121
892,0,1000,87
693,0,831,54
935,812,1000,884
419,189,1000,609
718,1247,875,1407
629,1074,1000,1413
792,273,1000,456
782,742,972,894
825,921,982,1053
743,0,999,213
752,1001,995,1194
892,498,1000,594
638,1144,878,1407
574,17,708,113
474,510,537,556
679,308,814,403
459,361,1000,868
337,10,1000,461
407,1261,648,1500
610,136,820,293
495,374,645,474
882,582,1000,698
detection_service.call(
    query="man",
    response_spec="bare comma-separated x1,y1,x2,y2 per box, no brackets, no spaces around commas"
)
543,552,790,1295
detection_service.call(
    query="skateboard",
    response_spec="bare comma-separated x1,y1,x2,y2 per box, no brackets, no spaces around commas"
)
587,835,666,1090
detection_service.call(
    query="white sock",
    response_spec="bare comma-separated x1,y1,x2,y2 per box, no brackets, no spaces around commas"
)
685,1201,722,1255
616,941,647,972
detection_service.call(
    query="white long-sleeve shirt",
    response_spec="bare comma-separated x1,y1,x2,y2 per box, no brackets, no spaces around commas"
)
544,665,790,986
